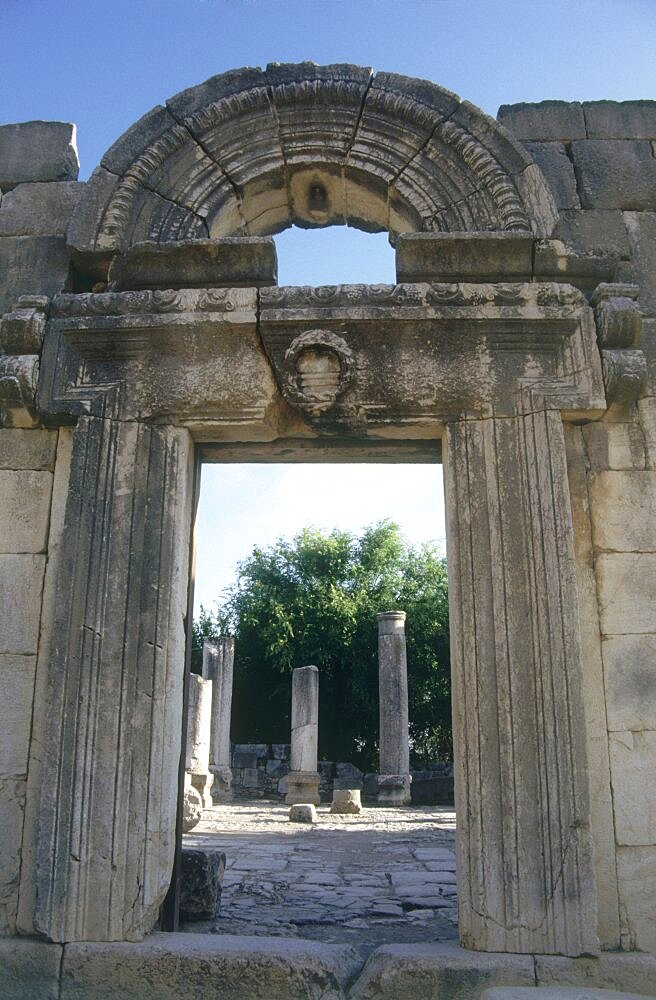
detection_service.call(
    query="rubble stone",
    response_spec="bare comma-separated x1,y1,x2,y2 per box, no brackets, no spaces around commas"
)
179,849,225,922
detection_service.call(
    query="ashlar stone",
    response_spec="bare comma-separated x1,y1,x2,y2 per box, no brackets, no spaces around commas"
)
0,182,83,237
570,140,656,210
602,634,656,731
608,731,656,845
0,655,36,778
0,471,53,554
0,121,78,190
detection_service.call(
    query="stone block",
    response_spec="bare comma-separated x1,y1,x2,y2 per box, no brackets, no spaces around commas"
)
335,761,363,785
396,232,533,283
285,770,320,805
289,803,317,823
107,238,277,291
0,471,53,554
0,936,62,1000
410,771,455,806
497,101,586,141
584,101,656,140
623,212,656,317
484,990,655,1000
363,772,379,798
0,236,70,315
265,758,288,778
603,634,656,731
0,655,36,777
536,951,656,993
0,430,57,471
182,785,203,833
583,422,646,472
524,142,580,210
596,553,656,634
0,182,84,237
570,141,656,211
0,554,45,654
0,122,78,190
589,471,656,551
330,788,362,814
350,942,535,999
60,933,360,999
271,743,290,760
241,767,265,789
617,846,656,952
0,778,26,934
232,750,258,768
608,731,656,845
554,210,630,258
179,849,225,922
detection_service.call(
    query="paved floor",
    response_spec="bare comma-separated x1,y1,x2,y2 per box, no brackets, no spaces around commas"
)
183,801,458,958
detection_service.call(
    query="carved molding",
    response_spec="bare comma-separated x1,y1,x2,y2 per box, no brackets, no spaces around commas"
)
601,348,648,404
282,329,355,416
0,295,49,427
591,283,642,349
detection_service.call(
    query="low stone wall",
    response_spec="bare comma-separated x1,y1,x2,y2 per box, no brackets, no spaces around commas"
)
229,743,454,805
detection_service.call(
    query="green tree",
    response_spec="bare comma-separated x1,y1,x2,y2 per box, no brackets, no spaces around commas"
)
193,521,450,771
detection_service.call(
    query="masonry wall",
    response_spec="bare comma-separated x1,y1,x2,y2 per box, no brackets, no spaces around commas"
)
500,100,656,952
0,105,655,953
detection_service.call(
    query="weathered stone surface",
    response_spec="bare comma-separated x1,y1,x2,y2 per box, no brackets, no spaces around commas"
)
185,673,212,808
0,937,62,1000
204,638,234,799
596,553,656,634
377,612,410,805
570,141,656,211
616,846,656,952
536,952,656,993
0,236,70,314
0,655,36,777
603,634,656,731
623,212,656,317
484,990,656,1000
330,788,362,814
410,771,455,806
589,471,656,551
182,785,203,833
497,101,586,141
0,429,57,471
584,100,656,140
0,122,78,190
61,934,361,999
0,778,25,934
0,471,53,554
554,210,631,258
0,182,83,237
351,942,535,999
524,142,580,210
179,849,225,922
583,422,646,472
396,232,533,283
233,749,258,769
608,731,656,845
446,412,598,956
108,238,277,290
0,554,45,655
289,803,317,823
286,771,321,807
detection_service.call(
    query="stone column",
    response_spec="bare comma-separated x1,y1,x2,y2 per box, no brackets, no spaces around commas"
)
443,410,599,956
285,665,320,805
202,637,234,800
185,674,213,809
377,611,411,804
33,416,194,943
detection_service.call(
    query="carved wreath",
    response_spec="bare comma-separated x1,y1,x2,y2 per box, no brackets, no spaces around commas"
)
282,329,355,416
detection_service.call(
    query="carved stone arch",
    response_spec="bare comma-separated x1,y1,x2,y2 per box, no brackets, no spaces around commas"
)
68,63,556,280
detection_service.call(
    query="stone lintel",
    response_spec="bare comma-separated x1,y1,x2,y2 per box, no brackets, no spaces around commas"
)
395,232,534,283
107,238,278,290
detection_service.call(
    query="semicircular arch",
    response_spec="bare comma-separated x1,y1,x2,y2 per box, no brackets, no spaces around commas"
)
68,63,555,280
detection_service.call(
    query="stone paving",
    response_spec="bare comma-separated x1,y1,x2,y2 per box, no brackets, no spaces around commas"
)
182,801,458,957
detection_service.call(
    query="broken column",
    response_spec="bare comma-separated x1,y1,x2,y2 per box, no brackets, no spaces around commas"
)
377,611,411,804
185,673,213,809
285,665,321,805
202,637,235,800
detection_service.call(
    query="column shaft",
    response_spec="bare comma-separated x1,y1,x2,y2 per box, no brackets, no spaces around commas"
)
377,611,411,804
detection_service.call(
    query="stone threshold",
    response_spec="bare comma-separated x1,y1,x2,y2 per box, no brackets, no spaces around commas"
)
2,935,656,999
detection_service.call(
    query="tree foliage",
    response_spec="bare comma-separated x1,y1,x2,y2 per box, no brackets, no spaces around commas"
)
193,521,451,771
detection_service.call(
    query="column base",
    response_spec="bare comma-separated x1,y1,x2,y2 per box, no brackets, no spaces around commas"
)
189,771,213,810
210,765,233,801
377,773,412,805
285,771,321,805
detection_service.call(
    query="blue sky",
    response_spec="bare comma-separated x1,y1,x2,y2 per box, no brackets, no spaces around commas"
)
2,0,654,610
